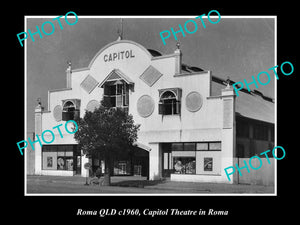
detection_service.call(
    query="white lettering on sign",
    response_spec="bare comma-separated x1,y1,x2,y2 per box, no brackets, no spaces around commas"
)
103,50,135,62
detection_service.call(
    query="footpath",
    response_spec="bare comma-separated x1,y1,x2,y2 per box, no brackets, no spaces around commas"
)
26,175,274,194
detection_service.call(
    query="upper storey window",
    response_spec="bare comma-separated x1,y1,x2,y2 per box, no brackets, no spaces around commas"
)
158,88,182,115
103,81,129,108
100,69,134,110
62,100,80,121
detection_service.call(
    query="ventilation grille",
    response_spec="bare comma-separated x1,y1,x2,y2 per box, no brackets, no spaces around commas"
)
137,95,155,118
186,92,203,112
80,75,99,94
139,65,163,87
53,105,62,122
86,100,100,112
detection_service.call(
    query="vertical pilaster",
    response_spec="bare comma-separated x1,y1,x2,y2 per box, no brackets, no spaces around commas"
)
174,42,182,75
66,61,72,89
149,143,161,180
221,84,236,183
34,102,43,175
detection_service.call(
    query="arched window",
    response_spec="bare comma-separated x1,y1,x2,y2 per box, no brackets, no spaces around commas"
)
62,100,80,121
63,101,75,112
159,89,181,115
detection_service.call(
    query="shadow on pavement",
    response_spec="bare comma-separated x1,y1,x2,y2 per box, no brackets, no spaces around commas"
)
111,179,167,188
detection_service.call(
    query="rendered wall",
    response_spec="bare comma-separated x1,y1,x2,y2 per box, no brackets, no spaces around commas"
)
36,40,235,181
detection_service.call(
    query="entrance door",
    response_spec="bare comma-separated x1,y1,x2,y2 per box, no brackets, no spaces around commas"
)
162,152,173,177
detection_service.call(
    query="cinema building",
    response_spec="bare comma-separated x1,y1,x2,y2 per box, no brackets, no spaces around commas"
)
33,38,274,185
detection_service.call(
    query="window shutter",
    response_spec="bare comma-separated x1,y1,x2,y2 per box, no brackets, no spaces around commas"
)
124,92,129,106
103,85,109,95
74,109,80,120
124,84,129,106
62,111,73,121
62,111,67,121
158,103,164,115
103,96,111,107
176,101,181,114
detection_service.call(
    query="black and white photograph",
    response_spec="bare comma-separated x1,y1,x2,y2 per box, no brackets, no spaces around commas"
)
24,15,276,195
14,5,297,223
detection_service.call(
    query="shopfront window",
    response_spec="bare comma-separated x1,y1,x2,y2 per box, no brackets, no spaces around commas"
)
171,143,196,151
166,142,221,176
173,157,196,174
47,157,53,167
172,143,183,151
204,157,213,171
183,143,196,151
57,156,73,170
196,142,221,151
42,145,79,172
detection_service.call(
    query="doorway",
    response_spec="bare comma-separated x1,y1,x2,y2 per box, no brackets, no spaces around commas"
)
161,143,173,178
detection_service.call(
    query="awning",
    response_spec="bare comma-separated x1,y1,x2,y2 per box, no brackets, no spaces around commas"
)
133,142,151,152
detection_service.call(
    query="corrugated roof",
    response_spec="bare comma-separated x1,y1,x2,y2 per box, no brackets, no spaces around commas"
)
174,60,274,124
211,76,274,124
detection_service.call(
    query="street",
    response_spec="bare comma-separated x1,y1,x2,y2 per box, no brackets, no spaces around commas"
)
26,175,275,194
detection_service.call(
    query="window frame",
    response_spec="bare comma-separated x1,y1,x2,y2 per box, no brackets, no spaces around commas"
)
158,88,182,116
42,145,77,171
196,142,221,151
62,99,80,121
165,142,222,176
103,81,130,109
204,157,213,171
173,157,196,174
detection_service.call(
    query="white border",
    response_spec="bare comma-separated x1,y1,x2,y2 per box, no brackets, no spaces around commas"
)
24,15,277,196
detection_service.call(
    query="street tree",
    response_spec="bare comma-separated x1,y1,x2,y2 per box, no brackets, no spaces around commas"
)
74,100,140,186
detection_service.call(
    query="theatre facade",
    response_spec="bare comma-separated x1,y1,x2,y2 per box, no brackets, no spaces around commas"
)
33,38,274,184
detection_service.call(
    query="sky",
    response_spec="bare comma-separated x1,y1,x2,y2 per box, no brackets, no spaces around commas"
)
26,16,275,133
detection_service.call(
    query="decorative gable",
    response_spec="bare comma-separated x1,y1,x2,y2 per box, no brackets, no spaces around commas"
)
99,69,134,88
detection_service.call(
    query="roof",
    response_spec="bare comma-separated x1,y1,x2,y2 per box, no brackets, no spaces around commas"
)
181,64,204,73
147,49,162,57
211,76,274,124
